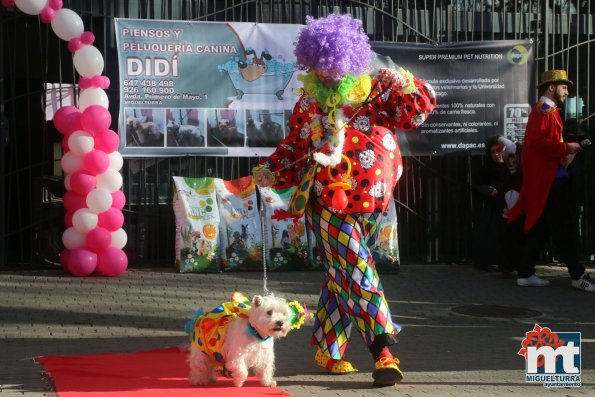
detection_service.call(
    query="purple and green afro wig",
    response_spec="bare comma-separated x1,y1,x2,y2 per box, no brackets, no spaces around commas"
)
294,14,375,78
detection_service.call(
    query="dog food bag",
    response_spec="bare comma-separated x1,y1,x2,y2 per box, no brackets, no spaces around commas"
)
258,186,309,271
215,176,263,271
305,220,324,270
173,176,222,272
372,199,400,274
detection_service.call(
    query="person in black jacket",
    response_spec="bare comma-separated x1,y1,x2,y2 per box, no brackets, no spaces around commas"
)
471,135,512,270
498,141,524,278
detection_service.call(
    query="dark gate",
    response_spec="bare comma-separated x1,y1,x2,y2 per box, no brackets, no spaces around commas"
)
1,0,594,267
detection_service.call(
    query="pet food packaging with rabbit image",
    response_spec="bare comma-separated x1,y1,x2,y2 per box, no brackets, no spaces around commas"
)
372,199,400,274
258,186,310,270
215,176,263,271
173,176,222,272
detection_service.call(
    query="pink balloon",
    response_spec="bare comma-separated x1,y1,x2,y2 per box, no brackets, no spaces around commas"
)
40,7,55,23
86,227,112,253
68,38,82,53
83,149,109,175
53,106,82,135
94,130,120,153
91,75,102,86
98,208,124,232
100,76,111,89
67,248,97,276
60,249,71,272
79,77,92,89
81,105,111,135
111,190,126,210
81,31,95,44
49,0,63,10
63,191,87,212
96,247,128,276
64,211,74,227
70,170,96,195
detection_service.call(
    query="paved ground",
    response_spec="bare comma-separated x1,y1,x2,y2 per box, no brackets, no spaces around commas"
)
0,263,593,396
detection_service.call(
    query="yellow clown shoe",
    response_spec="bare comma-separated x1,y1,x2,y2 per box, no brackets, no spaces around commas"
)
372,356,404,387
315,348,358,374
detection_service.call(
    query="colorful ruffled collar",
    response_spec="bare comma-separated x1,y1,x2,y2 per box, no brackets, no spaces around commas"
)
298,72,371,111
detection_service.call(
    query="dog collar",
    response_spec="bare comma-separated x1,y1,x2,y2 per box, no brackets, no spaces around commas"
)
247,322,271,342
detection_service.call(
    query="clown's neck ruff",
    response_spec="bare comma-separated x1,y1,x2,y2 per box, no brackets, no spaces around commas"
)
313,108,345,167
298,72,371,112
299,72,371,167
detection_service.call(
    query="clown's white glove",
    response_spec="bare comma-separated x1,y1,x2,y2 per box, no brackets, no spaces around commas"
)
376,67,413,93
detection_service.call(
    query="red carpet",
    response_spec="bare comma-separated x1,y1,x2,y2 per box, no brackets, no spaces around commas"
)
36,346,290,396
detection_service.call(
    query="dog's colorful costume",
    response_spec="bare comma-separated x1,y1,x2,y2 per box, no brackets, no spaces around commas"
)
253,15,435,383
188,292,251,371
186,292,309,373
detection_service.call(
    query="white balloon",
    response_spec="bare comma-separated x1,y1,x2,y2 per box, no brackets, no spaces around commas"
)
73,45,105,77
111,228,127,249
79,88,109,111
108,151,123,171
14,0,48,15
68,131,95,155
96,169,123,192
64,173,72,191
72,208,98,233
86,188,113,213
50,8,84,41
60,152,83,174
62,227,85,250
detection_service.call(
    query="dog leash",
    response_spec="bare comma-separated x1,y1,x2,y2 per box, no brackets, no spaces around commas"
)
259,195,269,294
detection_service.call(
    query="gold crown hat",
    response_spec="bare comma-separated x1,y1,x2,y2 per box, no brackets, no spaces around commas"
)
537,69,573,88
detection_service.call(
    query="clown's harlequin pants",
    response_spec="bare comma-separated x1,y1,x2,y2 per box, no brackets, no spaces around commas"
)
306,199,400,360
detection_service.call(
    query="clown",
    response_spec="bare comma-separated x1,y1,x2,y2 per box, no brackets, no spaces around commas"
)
253,14,436,387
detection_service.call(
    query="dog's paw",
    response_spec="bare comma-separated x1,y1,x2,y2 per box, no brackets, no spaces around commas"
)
188,372,217,386
232,378,245,388
188,376,206,386
262,379,277,387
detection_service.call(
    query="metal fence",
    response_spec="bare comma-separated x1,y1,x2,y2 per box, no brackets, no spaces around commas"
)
1,0,594,267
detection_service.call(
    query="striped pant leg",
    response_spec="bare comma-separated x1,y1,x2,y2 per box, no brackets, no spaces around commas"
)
307,201,398,360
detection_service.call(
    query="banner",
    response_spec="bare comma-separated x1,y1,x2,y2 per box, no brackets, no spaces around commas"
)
115,19,534,157
372,40,535,156
115,19,303,157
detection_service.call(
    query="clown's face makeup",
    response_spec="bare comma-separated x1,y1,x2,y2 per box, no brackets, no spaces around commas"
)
315,69,341,87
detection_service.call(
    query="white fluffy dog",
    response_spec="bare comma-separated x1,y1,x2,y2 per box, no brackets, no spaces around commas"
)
188,294,292,388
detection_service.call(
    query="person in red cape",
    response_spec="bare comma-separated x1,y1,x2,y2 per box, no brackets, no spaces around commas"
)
508,69,594,292
253,14,436,387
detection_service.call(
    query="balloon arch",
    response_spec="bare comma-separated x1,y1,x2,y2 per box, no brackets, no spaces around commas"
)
2,0,128,276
